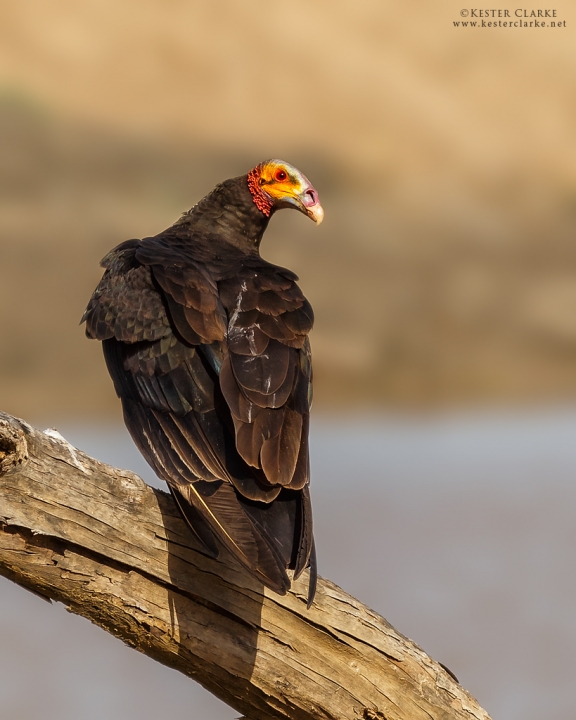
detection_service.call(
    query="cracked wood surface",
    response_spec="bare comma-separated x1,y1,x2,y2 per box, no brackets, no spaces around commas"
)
0,411,492,720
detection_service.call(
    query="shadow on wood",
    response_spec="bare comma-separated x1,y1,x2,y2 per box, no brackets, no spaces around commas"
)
154,489,266,716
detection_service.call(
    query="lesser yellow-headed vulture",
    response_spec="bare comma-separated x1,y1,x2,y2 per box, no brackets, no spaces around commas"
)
82,160,323,605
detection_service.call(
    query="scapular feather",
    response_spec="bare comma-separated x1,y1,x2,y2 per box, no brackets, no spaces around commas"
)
230,339,291,395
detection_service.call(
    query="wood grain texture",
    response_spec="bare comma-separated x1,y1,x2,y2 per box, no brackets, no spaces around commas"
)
0,411,491,720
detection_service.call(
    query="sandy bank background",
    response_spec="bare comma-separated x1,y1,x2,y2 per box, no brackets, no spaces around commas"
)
1,0,576,420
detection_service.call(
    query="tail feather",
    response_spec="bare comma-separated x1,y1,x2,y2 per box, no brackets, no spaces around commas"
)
306,540,317,609
122,397,297,595
169,484,220,558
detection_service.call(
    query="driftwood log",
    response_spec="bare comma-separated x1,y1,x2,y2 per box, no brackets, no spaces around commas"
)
0,411,491,720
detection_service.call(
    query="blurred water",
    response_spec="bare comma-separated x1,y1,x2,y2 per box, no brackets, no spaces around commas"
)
2,408,576,719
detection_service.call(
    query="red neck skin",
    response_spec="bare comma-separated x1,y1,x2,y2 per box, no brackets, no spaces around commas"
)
247,166,274,217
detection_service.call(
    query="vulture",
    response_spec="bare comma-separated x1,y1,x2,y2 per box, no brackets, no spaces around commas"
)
82,160,323,605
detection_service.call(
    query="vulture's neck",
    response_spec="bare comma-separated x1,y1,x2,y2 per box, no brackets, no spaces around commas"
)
179,175,271,253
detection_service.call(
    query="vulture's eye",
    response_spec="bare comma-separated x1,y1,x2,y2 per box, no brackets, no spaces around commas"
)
275,169,287,182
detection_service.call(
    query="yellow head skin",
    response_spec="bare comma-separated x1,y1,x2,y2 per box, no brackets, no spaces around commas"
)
248,160,324,224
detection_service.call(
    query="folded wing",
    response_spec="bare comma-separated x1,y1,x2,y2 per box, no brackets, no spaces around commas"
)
83,236,316,601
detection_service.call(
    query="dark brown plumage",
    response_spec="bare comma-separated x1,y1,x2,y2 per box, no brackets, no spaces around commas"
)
82,160,323,604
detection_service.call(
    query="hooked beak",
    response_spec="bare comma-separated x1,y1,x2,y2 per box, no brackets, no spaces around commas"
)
299,184,324,225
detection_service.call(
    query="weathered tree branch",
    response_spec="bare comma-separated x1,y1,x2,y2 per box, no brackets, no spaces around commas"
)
0,411,491,720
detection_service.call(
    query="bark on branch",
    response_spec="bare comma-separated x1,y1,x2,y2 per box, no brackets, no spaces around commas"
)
0,411,491,720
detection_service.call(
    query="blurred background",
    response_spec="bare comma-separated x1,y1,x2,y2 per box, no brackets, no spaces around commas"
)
1,1,576,718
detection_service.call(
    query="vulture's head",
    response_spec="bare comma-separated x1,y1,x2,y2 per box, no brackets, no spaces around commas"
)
248,160,324,225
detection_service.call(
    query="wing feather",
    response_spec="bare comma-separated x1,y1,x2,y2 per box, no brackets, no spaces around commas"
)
219,271,313,490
